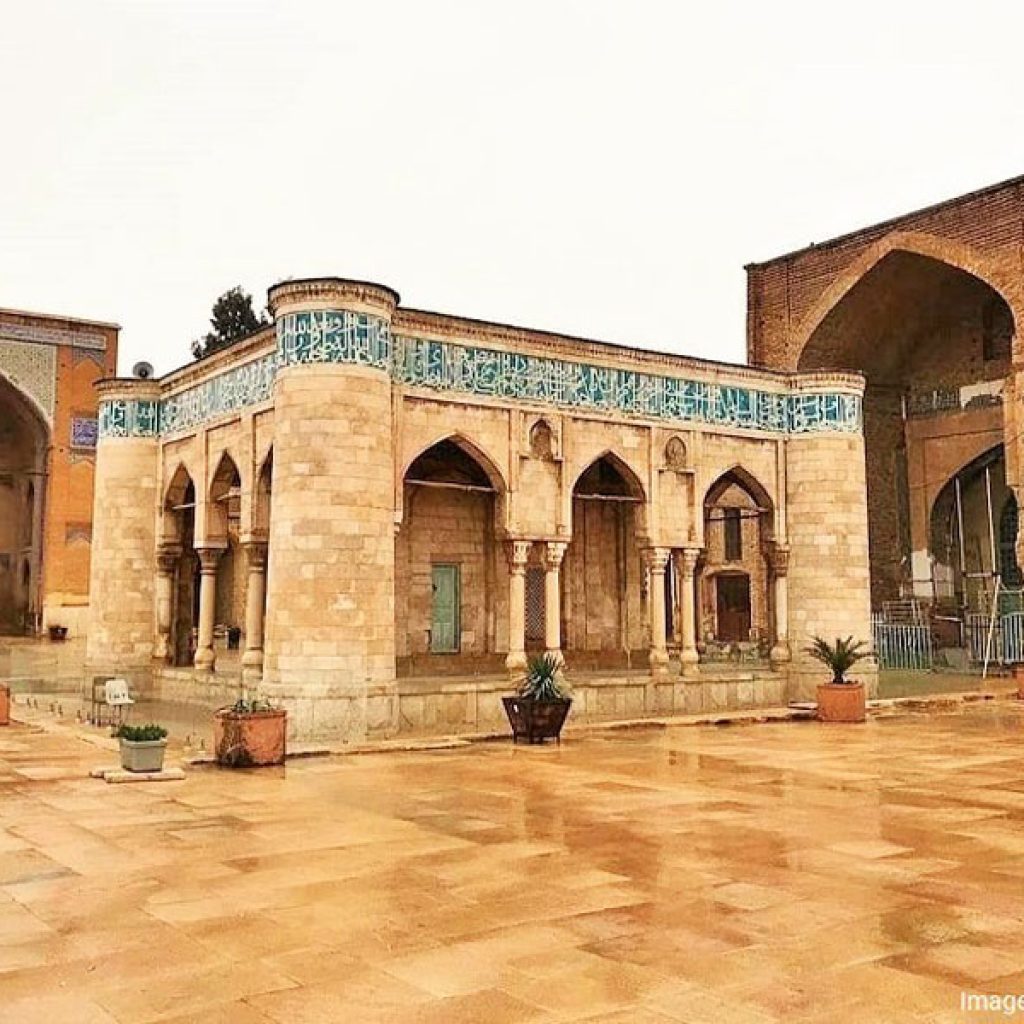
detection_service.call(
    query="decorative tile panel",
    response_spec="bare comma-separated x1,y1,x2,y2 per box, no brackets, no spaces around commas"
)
98,398,159,438
277,310,392,369
71,417,98,449
0,339,56,423
98,309,863,438
160,353,276,436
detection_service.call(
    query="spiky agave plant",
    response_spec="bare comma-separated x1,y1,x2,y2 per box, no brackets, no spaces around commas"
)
519,653,567,701
804,635,870,685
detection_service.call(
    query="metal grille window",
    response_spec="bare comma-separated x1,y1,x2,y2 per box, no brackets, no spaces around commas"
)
525,567,545,645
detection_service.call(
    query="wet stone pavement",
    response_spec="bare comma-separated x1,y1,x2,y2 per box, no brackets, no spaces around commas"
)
2,704,1024,1022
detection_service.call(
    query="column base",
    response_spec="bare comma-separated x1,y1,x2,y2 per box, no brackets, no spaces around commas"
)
680,651,700,679
769,643,792,670
649,649,670,679
194,649,216,674
505,650,527,679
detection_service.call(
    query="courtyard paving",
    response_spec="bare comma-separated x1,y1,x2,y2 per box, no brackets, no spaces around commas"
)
2,706,1024,1022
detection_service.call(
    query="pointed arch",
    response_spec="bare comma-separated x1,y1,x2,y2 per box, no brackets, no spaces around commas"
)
163,462,195,512
571,449,646,501
209,449,243,498
703,464,774,513
206,450,242,545
0,370,50,442
402,432,507,494
254,447,273,535
793,231,1020,362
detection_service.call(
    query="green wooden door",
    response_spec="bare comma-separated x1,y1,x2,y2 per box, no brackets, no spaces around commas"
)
430,564,460,653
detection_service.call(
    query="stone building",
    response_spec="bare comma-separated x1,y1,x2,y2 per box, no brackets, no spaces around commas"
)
86,278,870,741
746,174,1024,630
0,307,118,637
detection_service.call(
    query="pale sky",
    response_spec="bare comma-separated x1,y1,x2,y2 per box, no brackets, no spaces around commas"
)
3,0,1024,376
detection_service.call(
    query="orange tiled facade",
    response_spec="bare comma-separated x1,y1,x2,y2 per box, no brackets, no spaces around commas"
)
0,308,118,635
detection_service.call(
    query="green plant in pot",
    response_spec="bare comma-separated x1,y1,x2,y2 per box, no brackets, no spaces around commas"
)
805,635,871,723
116,722,168,773
502,653,572,743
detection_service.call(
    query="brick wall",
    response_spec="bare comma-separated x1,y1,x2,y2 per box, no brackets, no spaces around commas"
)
747,176,1024,371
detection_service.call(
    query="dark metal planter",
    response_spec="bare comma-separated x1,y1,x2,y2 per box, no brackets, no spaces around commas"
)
502,696,571,744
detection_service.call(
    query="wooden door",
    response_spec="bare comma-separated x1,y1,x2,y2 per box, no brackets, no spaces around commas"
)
430,564,460,653
716,574,751,642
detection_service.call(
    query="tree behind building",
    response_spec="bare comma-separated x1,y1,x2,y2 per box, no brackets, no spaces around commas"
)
192,287,269,359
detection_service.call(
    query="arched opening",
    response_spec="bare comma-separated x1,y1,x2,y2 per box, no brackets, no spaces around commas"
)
928,445,1011,612
0,375,48,634
209,453,244,656
799,249,1015,608
254,449,273,536
396,437,507,675
164,466,197,666
700,468,773,655
565,453,646,668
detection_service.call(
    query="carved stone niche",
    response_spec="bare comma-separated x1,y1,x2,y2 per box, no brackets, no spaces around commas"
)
527,417,559,461
663,435,689,473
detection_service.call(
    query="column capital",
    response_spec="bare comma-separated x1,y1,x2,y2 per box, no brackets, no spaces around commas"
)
506,539,532,571
196,546,225,573
543,541,568,570
767,542,790,576
242,540,269,571
644,546,671,573
679,547,701,578
156,543,181,575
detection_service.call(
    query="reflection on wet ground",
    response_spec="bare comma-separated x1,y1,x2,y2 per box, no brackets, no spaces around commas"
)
2,701,1024,1021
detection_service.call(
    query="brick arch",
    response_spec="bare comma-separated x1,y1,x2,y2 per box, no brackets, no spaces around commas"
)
0,370,50,443
792,231,1023,365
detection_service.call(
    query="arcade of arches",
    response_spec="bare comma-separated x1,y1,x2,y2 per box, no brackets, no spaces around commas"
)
87,277,870,743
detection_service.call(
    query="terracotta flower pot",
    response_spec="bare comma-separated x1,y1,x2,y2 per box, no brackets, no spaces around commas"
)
214,708,287,767
816,682,866,723
0,685,9,727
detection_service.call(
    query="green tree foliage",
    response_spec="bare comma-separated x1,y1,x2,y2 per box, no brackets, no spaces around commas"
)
192,286,269,359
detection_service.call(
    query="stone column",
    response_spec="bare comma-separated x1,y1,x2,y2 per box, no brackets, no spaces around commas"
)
645,547,670,678
194,546,222,673
679,548,700,678
544,541,567,665
262,279,400,744
153,543,180,662
768,542,791,668
241,541,268,683
505,540,531,677
87,380,161,674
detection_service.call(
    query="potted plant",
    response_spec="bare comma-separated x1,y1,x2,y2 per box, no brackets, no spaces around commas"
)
116,723,168,773
214,694,287,767
805,635,871,723
502,653,572,743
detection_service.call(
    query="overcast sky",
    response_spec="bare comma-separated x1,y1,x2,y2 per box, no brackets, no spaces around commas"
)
3,0,1023,375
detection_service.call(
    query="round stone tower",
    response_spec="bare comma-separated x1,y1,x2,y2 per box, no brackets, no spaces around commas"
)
87,378,161,678
262,278,400,742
